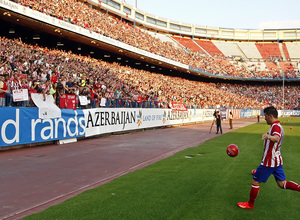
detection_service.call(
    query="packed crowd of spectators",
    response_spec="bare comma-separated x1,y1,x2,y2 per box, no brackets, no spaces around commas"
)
1,36,300,110
219,84,300,110
11,0,300,80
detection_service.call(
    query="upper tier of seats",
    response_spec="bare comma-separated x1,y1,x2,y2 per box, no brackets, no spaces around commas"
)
144,30,179,45
255,43,282,60
282,43,291,60
237,42,263,60
194,40,224,57
9,0,300,80
171,36,205,53
285,43,300,59
213,41,243,58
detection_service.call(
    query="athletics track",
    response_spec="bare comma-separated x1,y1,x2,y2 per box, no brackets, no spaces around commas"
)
0,118,258,219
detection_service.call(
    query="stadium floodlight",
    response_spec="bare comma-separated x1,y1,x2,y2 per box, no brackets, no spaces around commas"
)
57,42,64,46
33,35,40,40
9,28,15,34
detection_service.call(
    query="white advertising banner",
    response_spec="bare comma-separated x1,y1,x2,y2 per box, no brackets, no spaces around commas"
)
83,108,215,137
12,89,29,101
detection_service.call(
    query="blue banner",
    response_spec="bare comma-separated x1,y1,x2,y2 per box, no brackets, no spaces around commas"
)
0,108,85,147
220,109,227,120
240,110,253,118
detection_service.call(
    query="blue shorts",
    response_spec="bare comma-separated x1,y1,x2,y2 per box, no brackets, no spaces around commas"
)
253,165,286,183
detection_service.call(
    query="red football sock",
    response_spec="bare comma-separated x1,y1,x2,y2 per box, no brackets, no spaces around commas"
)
248,184,260,207
284,181,300,191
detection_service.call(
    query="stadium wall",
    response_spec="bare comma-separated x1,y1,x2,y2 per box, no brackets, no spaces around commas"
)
1,107,299,148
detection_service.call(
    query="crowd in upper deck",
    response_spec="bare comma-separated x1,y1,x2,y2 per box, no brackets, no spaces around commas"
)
1,36,300,110
9,0,299,80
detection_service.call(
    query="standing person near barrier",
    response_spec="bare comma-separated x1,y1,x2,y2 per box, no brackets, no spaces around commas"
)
229,111,233,129
4,74,13,107
238,106,300,209
216,111,222,134
0,75,8,107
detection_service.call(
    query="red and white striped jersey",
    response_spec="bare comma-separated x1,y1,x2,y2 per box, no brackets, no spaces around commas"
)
261,121,284,167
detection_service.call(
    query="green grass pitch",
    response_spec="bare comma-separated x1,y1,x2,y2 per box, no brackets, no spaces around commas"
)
24,117,300,220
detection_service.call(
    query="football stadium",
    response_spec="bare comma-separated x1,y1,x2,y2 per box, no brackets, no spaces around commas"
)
0,0,300,219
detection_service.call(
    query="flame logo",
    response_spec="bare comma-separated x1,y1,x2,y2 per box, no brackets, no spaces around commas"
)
137,110,142,126
162,111,166,124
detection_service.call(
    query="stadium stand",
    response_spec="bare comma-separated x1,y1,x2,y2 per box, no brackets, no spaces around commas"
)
213,41,243,58
264,62,279,77
1,36,300,110
285,43,300,59
171,36,205,53
279,62,293,72
281,43,290,60
0,0,300,90
5,0,299,80
236,42,263,60
246,61,267,77
220,83,300,110
278,62,299,78
143,30,179,46
255,43,282,60
194,40,224,57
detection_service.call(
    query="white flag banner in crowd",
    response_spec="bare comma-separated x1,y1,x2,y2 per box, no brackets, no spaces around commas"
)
100,98,106,107
31,93,61,119
12,89,29,102
79,96,89,106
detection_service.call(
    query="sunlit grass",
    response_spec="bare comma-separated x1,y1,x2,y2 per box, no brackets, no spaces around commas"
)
24,117,300,220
